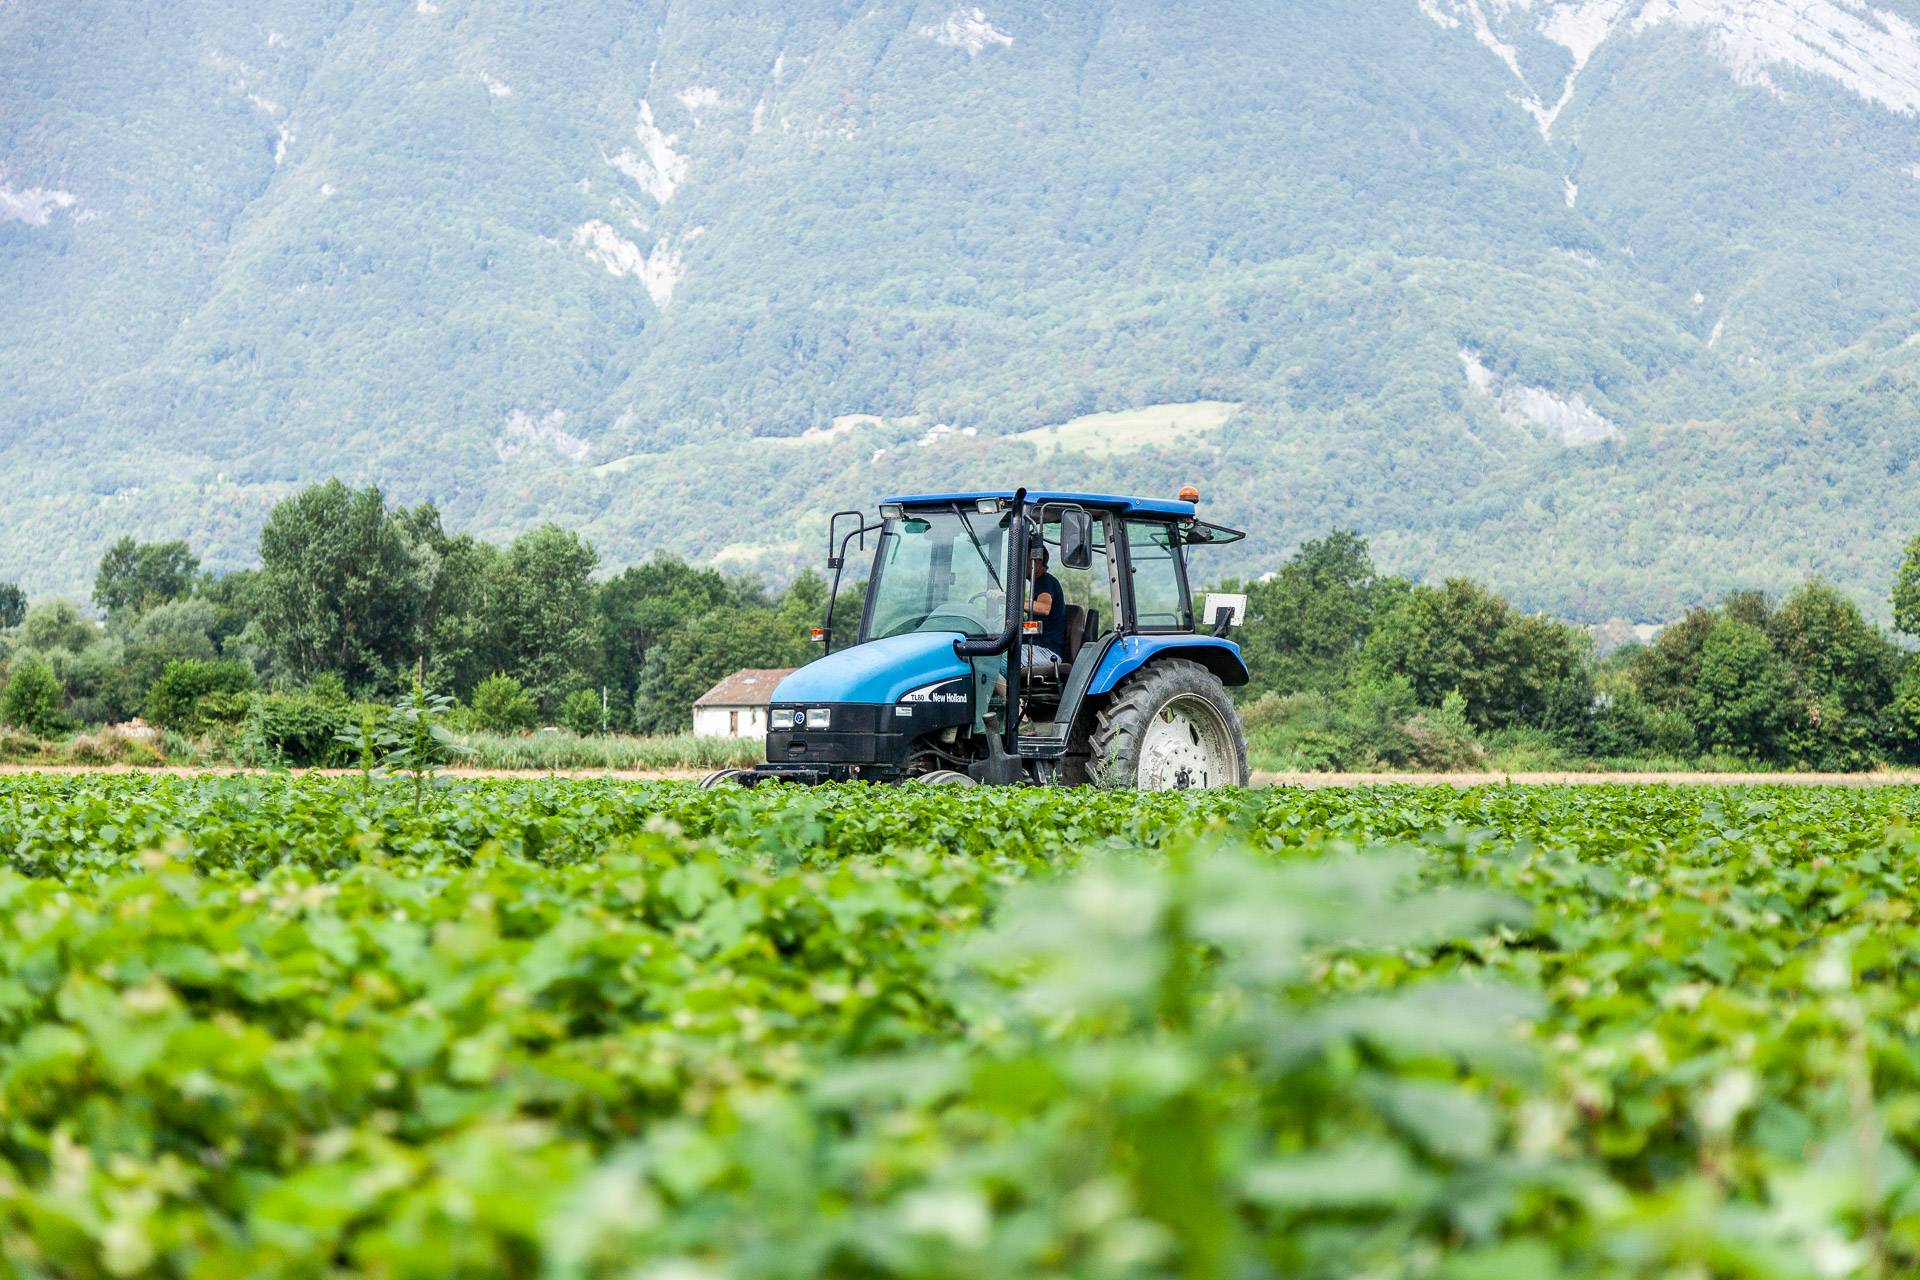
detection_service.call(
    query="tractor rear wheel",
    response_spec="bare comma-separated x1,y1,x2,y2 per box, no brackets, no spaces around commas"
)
1089,659,1248,790
914,769,976,786
699,768,754,789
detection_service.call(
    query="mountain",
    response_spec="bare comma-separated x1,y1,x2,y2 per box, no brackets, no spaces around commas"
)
5,0,1920,624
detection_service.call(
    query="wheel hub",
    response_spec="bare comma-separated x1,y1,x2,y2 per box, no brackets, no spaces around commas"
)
1135,693,1236,790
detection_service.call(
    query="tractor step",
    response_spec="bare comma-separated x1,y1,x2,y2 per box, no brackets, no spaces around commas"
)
1018,735,1069,759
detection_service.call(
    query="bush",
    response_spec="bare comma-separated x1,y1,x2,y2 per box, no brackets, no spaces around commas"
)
1243,685,1499,773
249,689,363,767
1785,696,1881,772
559,688,604,736
1241,691,1353,771
0,726,49,762
1885,662,1920,761
1402,691,1484,771
1237,690,1293,731
1340,676,1419,766
471,673,538,733
65,730,165,767
144,658,256,732
1482,726,1572,772
196,690,256,728
1274,729,1354,772
1587,689,1698,761
1,656,67,736
208,684,369,768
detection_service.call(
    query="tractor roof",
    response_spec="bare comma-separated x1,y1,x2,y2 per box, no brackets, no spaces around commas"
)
884,490,1197,518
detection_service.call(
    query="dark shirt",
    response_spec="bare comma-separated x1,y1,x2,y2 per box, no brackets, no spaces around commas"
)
1030,571,1069,653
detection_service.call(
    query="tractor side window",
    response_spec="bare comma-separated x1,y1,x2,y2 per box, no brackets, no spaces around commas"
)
1125,519,1190,631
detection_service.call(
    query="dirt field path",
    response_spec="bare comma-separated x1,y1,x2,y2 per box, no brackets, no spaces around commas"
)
1251,769,1920,788
0,764,710,781
5,764,1920,787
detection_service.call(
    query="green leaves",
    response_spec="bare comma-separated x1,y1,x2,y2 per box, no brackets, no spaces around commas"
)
0,777,1917,1276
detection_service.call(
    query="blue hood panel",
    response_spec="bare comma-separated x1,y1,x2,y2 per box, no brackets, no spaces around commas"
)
773,632,971,705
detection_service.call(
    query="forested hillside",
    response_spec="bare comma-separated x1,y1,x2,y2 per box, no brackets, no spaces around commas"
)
5,0,1920,621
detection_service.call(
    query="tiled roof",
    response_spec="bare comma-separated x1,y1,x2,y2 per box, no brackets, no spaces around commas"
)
693,668,796,708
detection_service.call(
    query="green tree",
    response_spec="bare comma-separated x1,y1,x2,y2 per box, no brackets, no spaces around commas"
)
1358,578,1590,729
1625,609,1719,711
1691,619,1794,759
1228,531,1405,698
1886,662,1920,760
559,688,605,736
470,673,538,733
632,606,812,734
18,599,99,654
1771,580,1898,769
777,569,830,634
487,525,599,713
118,598,220,699
94,537,199,620
197,569,266,658
597,555,743,725
0,582,24,630
0,656,67,736
395,503,503,697
255,481,423,690
144,658,256,733
54,636,137,727
1896,532,1920,639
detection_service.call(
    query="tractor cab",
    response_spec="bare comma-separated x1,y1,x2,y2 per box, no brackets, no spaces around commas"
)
713,488,1252,790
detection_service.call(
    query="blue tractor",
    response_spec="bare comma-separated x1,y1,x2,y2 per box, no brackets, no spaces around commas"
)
704,488,1252,790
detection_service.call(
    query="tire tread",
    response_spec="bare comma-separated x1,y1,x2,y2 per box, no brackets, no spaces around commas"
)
1087,659,1248,789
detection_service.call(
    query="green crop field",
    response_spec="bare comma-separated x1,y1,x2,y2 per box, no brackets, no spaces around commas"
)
2,777,1919,1278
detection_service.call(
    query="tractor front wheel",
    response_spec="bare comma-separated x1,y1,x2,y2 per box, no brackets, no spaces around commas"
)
1089,659,1248,790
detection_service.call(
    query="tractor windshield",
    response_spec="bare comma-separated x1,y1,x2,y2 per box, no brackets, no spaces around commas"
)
863,508,1013,641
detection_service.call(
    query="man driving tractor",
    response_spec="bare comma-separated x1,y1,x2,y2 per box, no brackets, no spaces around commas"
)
981,543,1067,730
1025,545,1069,663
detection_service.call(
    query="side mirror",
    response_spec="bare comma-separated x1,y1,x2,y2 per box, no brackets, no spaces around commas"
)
1202,592,1246,636
826,509,865,569
1059,509,1094,570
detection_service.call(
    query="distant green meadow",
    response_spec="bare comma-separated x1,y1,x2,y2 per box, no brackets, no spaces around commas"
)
1,776,1918,1276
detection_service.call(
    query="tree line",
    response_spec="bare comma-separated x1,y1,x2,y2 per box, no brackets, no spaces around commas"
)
0,480,822,750
4,479,1920,771
1222,531,1920,771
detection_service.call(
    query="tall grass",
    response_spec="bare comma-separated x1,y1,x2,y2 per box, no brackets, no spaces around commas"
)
0,726,171,767
452,731,761,771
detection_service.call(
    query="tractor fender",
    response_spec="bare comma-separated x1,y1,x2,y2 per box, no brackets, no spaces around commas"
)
1086,635,1249,696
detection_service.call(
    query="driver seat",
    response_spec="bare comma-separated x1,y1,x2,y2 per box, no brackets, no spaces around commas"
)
1030,606,1093,685
1061,605,1090,663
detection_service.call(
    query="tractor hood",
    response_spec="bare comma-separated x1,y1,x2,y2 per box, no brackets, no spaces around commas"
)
771,631,972,706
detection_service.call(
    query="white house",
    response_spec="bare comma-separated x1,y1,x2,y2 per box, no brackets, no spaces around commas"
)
691,668,795,738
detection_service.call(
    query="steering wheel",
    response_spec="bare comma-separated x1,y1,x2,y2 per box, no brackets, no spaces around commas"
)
922,607,992,634
883,605,993,637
